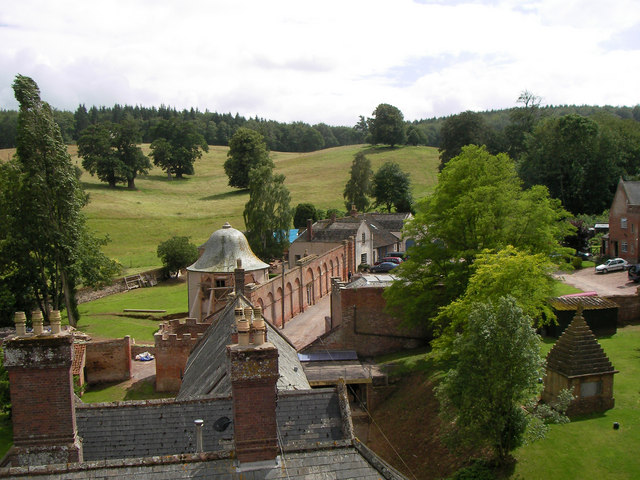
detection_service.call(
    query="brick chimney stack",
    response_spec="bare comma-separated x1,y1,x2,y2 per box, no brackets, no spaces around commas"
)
306,218,313,241
2,310,82,467
234,258,245,296
227,308,279,465
350,204,358,217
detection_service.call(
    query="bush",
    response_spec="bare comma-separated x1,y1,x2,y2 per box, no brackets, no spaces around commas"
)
156,236,198,278
451,460,496,480
572,256,583,269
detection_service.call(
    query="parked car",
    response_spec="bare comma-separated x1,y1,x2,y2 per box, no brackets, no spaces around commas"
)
369,262,398,273
577,251,593,261
595,258,629,273
379,256,403,265
628,264,640,282
385,251,406,260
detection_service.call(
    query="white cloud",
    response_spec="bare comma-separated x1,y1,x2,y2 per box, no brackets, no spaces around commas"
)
1,0,639,125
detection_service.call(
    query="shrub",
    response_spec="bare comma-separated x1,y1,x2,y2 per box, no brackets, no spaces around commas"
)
156,236,198,278
571,256,583,269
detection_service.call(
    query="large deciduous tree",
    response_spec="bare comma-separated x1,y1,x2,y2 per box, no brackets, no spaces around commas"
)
371,161,412,213
438,110,488,170
436,296,544,463
224,128,273,189
150,117,208,179
78,119,150,188
384,145,572,329
243,163,293,259
343,152,373,212
0,75,118,326
293,203,318,229
369,104,406,147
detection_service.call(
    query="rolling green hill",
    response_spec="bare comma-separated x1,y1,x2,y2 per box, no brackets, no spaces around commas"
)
1,144,440,273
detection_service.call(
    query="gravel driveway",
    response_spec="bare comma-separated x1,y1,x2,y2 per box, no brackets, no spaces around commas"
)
556,267,639,297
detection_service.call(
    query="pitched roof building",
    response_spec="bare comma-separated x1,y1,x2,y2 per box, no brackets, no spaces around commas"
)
289,210,411,269
606,178,640,262
1,295,407,479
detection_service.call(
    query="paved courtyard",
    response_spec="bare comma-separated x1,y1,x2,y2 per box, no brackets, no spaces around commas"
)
556,267,639,297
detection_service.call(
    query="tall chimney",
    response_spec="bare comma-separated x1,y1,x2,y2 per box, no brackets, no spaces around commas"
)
306,218,313,241
227,316,279,464
350,204,358,217
234,258,245,296
2,314,82,466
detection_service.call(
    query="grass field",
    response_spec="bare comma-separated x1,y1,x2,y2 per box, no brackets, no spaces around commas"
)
75,279,188,342
373,326,640,479
0,144,439,274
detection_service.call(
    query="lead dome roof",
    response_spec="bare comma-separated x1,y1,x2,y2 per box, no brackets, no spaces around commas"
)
187,222,270,273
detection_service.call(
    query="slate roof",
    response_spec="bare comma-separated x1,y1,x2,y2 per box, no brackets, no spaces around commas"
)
546,308,617,378
76,388,344,462
297,213,400,248
621,180,640,205
188,222,270,273
0,443,405,479
177,294,309,401
367,212,410,232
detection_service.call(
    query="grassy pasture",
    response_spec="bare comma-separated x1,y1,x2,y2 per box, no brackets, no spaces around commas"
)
0,144,440,273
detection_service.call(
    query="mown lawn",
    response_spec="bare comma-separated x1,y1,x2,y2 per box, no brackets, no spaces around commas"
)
74,279,188,342
374,326,640,479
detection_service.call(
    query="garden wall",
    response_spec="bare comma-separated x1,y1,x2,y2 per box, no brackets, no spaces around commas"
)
85,336,132,384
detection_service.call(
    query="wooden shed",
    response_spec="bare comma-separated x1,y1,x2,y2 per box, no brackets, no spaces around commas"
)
547,295,618,337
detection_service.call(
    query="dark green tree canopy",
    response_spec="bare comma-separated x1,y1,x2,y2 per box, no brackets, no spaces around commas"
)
438,110,489,170
243,163,292,259
384,145,572,329
224,128,273,189
343,151,373,212
371,161,412,213
436,296,544,463
78,119,150,188
293,203,318,229
520,113,640,215
369,104,406,147
157,236,198,278
150,117,208,178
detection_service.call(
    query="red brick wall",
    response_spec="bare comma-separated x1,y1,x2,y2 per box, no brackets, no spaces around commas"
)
85,337,131,384
608,183,640,262
304,285,428,357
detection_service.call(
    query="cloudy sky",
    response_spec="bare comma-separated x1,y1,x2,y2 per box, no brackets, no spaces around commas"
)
2,0,639,126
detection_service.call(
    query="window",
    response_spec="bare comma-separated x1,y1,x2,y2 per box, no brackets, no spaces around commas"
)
632,224,635,233
215,279,226,288
580,381,602,398
361,232,366,243
361,253,367,265
621,217,628,229
621,241,628,253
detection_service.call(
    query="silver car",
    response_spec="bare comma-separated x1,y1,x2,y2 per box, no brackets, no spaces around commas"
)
595,258,629,274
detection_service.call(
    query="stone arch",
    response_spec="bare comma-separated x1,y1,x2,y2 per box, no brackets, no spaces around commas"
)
267,292,275,323
275,287,283,327
305,268,315,306
294,278,302,315
285,282,293,321
256,297,265,315
323,263,329,293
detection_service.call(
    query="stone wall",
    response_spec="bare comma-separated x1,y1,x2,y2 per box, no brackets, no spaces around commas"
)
85,337,132,384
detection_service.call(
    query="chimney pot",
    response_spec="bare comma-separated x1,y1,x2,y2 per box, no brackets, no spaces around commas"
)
13,311,26,336
252,307,266,345
235,308,250,346
50,310,62,335
32,310,43,335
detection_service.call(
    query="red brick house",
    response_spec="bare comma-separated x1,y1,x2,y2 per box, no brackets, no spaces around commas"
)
607,179,640,263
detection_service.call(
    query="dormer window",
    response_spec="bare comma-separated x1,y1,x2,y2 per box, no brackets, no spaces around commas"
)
621,218,628,229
